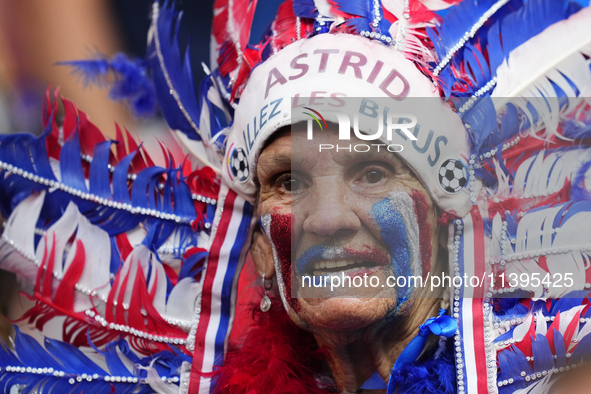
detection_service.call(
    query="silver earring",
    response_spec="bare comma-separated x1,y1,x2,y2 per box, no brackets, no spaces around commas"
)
260,273,273,312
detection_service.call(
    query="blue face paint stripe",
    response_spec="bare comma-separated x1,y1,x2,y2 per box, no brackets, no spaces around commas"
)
371,197,413,299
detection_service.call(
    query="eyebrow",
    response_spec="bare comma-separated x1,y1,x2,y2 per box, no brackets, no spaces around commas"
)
262,154,292,169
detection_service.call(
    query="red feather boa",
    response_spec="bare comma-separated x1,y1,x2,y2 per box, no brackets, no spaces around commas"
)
213,299,336,393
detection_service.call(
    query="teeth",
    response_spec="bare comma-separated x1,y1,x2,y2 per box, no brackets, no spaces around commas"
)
313,260,365,270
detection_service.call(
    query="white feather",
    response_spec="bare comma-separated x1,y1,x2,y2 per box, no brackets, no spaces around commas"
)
557,305,584,336
111,245,168,316
489,213,503,259
535,309,547,336
492,7,591,135
575,320,591,343
0,192,45,286
504,259,550,297
138,363,179,394
514,150,580,197
36,203,81,297
418,0,455,11
496,201,591,297
165,278,200,325
3,191,45,260
513,312,533,343
62,206,111,312
314,0,334,17
30,202,113,310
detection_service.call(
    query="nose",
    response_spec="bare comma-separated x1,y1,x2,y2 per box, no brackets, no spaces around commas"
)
301,177,361,237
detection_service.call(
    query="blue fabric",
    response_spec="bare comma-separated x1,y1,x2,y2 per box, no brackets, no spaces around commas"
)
387,309,457,394
360,371,387,390
386,332,457,394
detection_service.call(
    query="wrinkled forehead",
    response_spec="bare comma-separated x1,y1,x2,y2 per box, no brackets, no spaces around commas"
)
271,124,406,173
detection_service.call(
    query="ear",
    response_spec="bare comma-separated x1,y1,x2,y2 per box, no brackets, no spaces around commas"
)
250,226,275,278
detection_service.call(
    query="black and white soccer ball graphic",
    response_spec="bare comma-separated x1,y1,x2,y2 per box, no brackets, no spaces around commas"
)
438,159,467,193
231,147,250,182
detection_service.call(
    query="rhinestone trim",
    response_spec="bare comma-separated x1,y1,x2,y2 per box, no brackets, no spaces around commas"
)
0,160,192,224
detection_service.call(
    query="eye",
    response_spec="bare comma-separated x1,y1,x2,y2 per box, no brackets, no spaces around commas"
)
364,170,384,183
276,173,306,193
283,178,301,191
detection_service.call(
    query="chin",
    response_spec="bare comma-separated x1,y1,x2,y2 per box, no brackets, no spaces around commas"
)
288,296,400,332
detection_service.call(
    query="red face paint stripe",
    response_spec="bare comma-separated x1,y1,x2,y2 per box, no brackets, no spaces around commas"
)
269,213,299,312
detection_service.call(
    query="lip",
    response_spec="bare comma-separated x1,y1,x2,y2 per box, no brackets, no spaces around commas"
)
295,245,389,277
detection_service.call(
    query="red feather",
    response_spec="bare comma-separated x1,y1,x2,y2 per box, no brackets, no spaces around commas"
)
409,0,435,24
78,110,106,156
54,240,86,311
514,317,536,359
271,1,313,51
214,299,334,394
62,98,78,141
212,0,258,75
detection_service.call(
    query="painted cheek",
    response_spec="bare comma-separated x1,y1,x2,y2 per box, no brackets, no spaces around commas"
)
371,198,413,298
269,213,300,312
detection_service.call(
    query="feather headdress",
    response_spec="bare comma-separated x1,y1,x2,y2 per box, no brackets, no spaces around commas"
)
1,0,591,393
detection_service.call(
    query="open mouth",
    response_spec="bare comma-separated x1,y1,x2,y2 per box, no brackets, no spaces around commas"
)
309,259,380,276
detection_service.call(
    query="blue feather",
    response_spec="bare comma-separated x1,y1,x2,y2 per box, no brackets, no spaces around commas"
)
148,1,202,141
571,330,591,365
179,249,208,280
332,0,393,39
60,131,88,193
571,151,591,202
387,338,456,394
59,53,156,117
532,334,554,372
198,73,231,143
434,0,507,61
435,0,579,103
0,329,188,394
553,329,567,368
489,0,578,72
293,0,318,18
88,141,113,199
112,150,137,204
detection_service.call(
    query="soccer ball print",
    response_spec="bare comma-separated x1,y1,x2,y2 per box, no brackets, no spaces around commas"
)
231,147,250,182
438,159,467,193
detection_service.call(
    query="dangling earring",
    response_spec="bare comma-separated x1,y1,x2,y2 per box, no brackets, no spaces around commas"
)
260,273,273,312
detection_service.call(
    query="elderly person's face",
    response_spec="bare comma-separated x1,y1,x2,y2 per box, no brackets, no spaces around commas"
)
255,126,442,333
